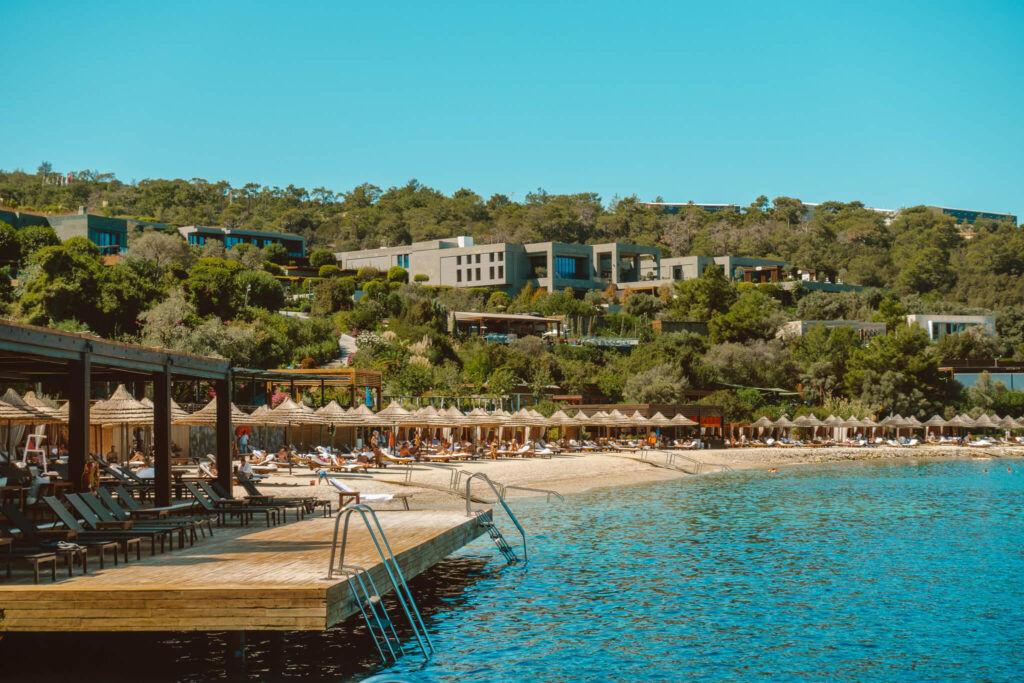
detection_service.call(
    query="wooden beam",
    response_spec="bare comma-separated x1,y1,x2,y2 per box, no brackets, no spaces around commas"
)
68,353,90,492
152,368,172,507
215,377,233,494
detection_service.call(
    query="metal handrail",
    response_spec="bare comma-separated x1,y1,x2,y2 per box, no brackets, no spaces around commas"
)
328,504,434,660
464,472,528,564
500,484,565,503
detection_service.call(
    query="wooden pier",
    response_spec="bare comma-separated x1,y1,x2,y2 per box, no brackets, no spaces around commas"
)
0,510,485,632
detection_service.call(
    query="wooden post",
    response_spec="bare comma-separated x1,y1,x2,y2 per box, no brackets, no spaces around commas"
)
153,368,172,507
215,377,233,495
68,353,91,492
319,379,325,407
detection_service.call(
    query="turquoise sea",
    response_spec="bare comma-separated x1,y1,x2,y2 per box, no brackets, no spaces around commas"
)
3,458,1022,681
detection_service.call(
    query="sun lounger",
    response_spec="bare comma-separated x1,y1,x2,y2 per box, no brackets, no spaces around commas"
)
65,493,177,551
3,504,119,571
78,492,200,545
236,471,330,518
41,496,144,561
0,543,58,583
186,482,281,527
98,487,214,538
327,478,410,510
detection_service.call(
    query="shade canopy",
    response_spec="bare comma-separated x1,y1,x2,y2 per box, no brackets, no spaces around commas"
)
315,401,351,424
20,391,64,422
545,410,575,427
670,413,699,427
139,397,189,422
268,397,324,425
923,415,947,427
628,410,650,426
174,399,252,426
773,416,796,428
751,416,774,428
646,412,672,426
90,385,153,426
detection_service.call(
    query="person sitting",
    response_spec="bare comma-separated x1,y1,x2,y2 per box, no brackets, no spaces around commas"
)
276,445,291,462
370,445,387,468
106,445,119,464
398,441,412,459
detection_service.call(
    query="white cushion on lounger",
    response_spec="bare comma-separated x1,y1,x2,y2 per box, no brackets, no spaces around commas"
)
328,478,393,502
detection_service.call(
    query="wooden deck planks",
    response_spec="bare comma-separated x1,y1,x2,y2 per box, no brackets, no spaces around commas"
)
0,509,485,632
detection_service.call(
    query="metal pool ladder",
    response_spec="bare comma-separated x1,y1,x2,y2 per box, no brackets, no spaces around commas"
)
327,503,434,662
464,472,528,566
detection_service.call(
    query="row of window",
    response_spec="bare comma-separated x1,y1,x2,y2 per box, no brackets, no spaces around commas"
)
456,265,504,283
456,252,504,266
395,254,409,268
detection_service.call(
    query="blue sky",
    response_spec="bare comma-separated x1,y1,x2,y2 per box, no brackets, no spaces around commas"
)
2,0,1022,214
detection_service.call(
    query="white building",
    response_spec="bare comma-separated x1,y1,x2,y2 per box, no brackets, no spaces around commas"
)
906,314,996,342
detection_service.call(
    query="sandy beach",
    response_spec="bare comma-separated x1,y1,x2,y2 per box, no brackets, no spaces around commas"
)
244,444,1024,510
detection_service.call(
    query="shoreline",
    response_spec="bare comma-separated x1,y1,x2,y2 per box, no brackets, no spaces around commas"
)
251,445,1024,509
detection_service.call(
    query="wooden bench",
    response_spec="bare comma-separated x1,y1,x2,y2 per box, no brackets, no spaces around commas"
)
2,551,58,583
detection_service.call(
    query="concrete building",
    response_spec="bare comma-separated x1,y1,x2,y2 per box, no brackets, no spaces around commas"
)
449,311,562,343
926,206,1017,226
47,211,169,255
778,320,886,342
335,236,660,293
0,208,51,230
906,314,996,342
640,255,788,283
178,226,306,258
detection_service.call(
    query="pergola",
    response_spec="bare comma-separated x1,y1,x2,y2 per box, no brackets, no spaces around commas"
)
0,320,233,506
235,367,384,409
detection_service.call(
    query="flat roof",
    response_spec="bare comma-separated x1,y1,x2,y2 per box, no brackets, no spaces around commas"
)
453,311,561,323
0,319,230,382
179,225,304,241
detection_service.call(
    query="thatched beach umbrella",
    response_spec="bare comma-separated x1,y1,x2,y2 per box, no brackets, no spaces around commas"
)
175,399,251,426
21,391,63,423
973,413,999,429
0,399,44,461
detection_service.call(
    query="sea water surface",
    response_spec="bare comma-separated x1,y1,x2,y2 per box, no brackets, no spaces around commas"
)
4,458,1023,681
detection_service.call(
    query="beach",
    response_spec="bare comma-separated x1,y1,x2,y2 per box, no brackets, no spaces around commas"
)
246,444,1024,510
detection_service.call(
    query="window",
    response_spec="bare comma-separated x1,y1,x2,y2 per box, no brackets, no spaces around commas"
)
497,252,503,262
476,267,481,280
456,256,461,266
489,253,494,262
489,266,494,279
475,254,481,264
498,265,504,279
466,269,472,281
457,270,462,282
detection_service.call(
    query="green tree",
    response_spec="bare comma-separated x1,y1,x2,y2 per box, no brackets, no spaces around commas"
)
672,264,735,321
935,327,1002,361
844,324,951,416
623,293,664,318
318,264,342,278
487,291,511,311
309,249,336,269
15,224,59,266
708,290,781,343
387,266,409,283
235,269,286,311
183,257,244,318
262,242,288,265
0,222,19,266
623,364,685,403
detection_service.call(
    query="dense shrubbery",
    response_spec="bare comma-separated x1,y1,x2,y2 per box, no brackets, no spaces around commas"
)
2,168,1023,416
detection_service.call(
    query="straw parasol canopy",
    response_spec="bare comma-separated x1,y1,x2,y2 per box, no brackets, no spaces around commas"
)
646,412,672,427
943,415,968,428
139,397,189,422
526,409,549,427
545,410,575,427
440,406,471,427
670,413,699,427
773,415,796,428
605,409,633,427
406,405,448,427
174,399,252,426
375,401,413,425
857,417,879,429
823,415,843,426
504,408,536,428
315,401,351,425
972,413,998,429
21,391,63,422
628,410,651,427
751,416,774,429
90,385,153,426
923,415,947,428
2,388,63,424
248,404,290,426
904,416,924,429
838,416,861,429
956,414,978,428
268,397,325,425
994,415,1018,430
0,399,40,424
